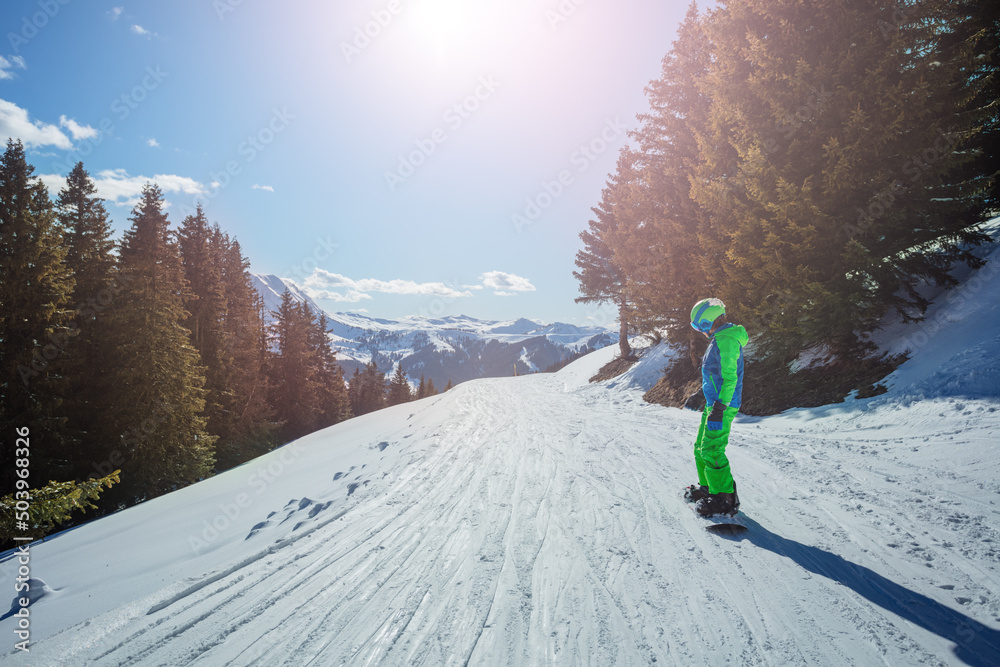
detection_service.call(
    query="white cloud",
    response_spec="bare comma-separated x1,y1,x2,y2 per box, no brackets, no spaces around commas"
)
39,168,208,208
307,289,372,304
301,270,535,302
131,24,152,37
0,99,72,149
140,172,207,196
37,173,69,198
0,55,26,80
147,138,159,147
480,271,536,296
109,7,123,21
59,115,97,141
252,184,274,192
302,269,473,302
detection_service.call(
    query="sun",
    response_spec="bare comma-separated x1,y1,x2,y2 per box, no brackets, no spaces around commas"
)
408,0,475,56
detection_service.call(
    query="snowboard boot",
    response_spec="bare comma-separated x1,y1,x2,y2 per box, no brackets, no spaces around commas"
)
683,484,711,503
696,482,740,517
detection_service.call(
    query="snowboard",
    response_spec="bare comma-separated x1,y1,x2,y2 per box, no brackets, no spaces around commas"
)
682,488,748,534
705,521,748,535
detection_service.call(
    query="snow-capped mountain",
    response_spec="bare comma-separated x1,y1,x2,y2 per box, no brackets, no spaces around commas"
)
251,273,616,384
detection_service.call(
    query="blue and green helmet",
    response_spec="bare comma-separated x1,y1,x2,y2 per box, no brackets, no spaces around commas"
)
690,298,726,333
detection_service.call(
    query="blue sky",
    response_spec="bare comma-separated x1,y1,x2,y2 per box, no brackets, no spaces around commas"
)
1,0,687,325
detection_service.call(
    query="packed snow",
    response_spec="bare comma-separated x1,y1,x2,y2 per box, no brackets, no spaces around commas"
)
3,254,999,665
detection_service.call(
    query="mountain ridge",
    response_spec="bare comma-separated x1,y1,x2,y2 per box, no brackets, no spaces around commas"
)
251,273,616,385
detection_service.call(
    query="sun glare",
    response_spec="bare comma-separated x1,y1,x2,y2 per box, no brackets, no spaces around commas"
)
409,0,475,57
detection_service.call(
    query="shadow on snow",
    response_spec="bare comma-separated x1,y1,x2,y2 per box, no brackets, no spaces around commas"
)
720,517,1000,667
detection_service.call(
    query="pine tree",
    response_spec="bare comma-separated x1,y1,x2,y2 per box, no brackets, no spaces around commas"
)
59,162,116,318
688,0,989,359
215,231,276,467
361,361,387,413
582,0,994,409
99,183,215,503
574,149,640,360
178,207,226,371
178,205,229,454
0,469,119,545
296,302,325,434
268,291,317,441
0,140,75,494
179,212,280,470
348,367,364,415
386,365,413,406
57,162,119,478
425,377,437,397
443,379,454,392
310,311,351,427
267,295,350,440
623,2,715,359
416,374,427,400
921,0,999,215
347,361,386,416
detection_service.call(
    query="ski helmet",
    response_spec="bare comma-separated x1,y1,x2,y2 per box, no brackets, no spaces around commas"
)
690,298,726,333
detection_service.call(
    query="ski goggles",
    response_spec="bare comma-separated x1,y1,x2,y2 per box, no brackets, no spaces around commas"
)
690,300,717,332
691,318,714,333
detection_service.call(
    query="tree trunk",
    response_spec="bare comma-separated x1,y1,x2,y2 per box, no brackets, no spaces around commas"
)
618,294,632,359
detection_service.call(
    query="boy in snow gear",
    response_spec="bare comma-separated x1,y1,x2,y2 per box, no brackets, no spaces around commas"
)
685,298,749,517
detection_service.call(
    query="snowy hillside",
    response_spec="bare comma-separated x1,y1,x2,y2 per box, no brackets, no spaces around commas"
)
2,245,999,665
251,273,615,384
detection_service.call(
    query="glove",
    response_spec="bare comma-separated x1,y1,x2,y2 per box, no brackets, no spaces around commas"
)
706,401,727,431
684,391,706,412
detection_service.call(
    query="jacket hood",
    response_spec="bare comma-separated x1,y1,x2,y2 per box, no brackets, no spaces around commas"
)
713,323,749,347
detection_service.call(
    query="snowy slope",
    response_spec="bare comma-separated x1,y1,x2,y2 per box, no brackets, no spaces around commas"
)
874,218,1000,403
2,252,999,665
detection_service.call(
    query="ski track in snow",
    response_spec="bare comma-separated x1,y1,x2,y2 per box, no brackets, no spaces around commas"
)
4,354,1000,665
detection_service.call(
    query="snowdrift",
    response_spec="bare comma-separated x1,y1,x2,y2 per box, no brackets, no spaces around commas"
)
2,242,999,665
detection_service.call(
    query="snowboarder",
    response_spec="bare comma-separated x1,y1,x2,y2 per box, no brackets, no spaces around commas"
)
683,298,749,517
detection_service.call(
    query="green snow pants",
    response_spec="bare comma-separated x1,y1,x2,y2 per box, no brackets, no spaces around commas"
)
694,403,739,494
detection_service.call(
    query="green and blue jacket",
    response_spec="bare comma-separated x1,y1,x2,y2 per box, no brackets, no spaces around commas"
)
702,323,749,410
